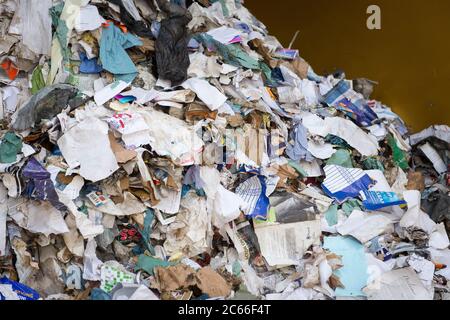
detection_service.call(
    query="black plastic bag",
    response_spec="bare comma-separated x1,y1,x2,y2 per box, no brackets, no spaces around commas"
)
12,84,85,131
155,0,192,86
108,0,154,38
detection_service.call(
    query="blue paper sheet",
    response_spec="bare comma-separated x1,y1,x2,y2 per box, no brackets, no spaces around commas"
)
334,98,378,127
323,236,368,297
0,277,40,300
324,79,351,105
322,165,373,203
235,175,269,220
360,190,407,211
79,52,103,74
286,123,315,162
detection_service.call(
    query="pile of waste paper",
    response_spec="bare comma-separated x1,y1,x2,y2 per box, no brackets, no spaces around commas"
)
0,0,449,301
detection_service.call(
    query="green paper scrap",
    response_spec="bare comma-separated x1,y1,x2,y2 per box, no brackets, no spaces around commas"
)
0,132,23,164
232,284,259,300
220,0,230,16
49,3,64,28
260,61,277,87
210,0,230,16
222,43,260,70
326,149,353,168
195,33,261,70
287,160,308,177
254,207,277,225
387,134,409,170
31,66,45,94
100,265,135,293
324,204,339,226
341,199,362,217
78,205,89,215
57,21,70,61
134,254,174,276
323,236,368,297
362,157,385,172
326,134,351,149
232,261,241,276
139,209,155,255
66,73,78,86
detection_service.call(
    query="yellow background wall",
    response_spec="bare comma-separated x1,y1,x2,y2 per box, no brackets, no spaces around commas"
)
246,0,450,132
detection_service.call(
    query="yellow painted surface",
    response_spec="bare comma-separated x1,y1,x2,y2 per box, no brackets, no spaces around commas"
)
246,0,450,132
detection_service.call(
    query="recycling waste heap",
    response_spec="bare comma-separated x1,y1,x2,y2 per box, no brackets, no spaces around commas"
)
0,0,449,301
